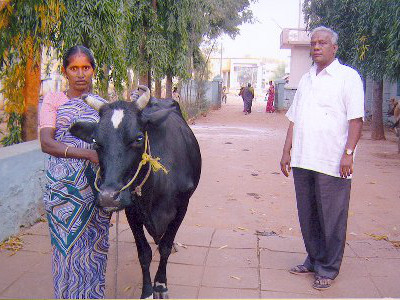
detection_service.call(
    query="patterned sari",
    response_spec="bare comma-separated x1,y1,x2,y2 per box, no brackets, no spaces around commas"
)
43,95,111,299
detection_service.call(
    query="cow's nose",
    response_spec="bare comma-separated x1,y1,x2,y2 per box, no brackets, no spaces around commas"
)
99,188,120,207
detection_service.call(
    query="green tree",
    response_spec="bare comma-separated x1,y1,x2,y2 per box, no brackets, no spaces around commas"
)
0,0,63,143
157,0,191,97
126,0,168,89
57,0,128,98
0,0,255,146
303,0,400,140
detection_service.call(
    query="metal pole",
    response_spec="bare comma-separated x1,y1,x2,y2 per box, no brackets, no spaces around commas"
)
219,40,223,77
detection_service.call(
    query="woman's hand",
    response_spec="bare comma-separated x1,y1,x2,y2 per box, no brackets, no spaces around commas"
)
87,150,99,164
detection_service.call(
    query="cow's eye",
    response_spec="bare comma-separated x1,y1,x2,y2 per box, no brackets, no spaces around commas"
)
135,135,144,143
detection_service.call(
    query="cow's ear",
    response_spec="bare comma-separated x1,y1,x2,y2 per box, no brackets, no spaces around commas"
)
69,121,97,144
140,108,174,126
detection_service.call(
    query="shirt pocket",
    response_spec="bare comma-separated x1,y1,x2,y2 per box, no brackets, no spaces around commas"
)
315,87,341,110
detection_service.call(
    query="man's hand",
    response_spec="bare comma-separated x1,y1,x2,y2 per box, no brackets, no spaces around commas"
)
280,151,292,177
339,154,353,178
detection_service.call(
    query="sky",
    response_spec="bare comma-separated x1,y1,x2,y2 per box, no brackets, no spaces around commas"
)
220,0,302,62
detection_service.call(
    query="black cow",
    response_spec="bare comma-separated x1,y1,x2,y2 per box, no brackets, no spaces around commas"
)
69,86,202,299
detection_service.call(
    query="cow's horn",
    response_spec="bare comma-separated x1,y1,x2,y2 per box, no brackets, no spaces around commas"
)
134,85,151,110
81,94,105,111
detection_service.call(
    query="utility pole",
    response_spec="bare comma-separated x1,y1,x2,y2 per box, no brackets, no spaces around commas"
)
219,39,223,77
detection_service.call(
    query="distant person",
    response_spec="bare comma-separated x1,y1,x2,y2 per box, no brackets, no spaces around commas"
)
172,86,181,102
238,86,245,111
222,86,227,104
239,83,254,115
265,80,275,113
280,26,364,290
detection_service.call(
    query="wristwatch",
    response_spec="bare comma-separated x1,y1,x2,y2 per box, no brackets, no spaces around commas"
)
345,148,354,155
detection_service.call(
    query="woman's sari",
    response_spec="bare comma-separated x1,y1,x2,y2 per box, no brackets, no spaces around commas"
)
43,95,111,299
266,85,275,113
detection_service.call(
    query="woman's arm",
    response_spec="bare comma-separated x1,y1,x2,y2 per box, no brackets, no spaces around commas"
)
40,127,99,163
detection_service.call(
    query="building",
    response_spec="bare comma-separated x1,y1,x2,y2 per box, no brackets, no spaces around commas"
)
280,28,311,89
278,28,312,109
208,57,283,97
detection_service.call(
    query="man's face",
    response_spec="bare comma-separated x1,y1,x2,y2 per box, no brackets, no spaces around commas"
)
310,31,338,67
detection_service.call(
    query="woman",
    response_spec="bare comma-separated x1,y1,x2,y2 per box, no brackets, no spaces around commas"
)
240,83,254,115
172,86,181,102
39,45,111,299
265,80,275,113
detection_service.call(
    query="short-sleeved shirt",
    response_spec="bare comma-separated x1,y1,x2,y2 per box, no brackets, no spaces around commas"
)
286,59,364,178
39,91,69,129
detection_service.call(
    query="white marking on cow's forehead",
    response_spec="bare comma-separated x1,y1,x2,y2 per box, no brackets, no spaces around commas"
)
111,109,124,129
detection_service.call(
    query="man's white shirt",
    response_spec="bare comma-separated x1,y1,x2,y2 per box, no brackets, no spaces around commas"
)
286,59,364,178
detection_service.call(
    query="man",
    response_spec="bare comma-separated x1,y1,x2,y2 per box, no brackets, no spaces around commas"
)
240,83,254,115
280,26,364,290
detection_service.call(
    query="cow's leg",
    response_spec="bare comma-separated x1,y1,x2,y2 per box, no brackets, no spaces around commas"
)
125,208,154,299
153,204,188,299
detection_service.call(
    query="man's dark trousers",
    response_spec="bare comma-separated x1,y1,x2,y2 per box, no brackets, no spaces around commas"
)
292,167,351,279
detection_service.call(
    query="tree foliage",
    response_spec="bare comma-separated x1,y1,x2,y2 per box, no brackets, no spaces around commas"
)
303,0,400,140
57,0,128,94
0,0,255,145
303,0,400,80
0,0,63,144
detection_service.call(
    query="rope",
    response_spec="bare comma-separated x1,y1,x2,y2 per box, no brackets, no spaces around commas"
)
93,132,168,193
114,211,119,298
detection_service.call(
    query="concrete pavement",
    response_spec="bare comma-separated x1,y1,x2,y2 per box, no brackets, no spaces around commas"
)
1,97,400,298
1,214,400,298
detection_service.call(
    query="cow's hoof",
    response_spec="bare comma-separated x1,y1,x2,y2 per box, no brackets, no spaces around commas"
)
141,285,154,299
141,292,154,299
153,283,169,299
153,290,169,299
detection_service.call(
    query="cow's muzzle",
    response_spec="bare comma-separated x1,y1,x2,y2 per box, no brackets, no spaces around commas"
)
99,188,120,207
98,187,133,212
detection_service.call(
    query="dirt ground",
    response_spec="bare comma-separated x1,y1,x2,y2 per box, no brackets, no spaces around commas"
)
180,93,400,242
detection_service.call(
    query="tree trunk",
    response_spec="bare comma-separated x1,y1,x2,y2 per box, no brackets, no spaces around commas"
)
166,74,173,98
371,79,385,140
22,47,41,141
148,69,152,91
99,65,110,99
155,79,161,98
139,72,149,87
126,69,133,100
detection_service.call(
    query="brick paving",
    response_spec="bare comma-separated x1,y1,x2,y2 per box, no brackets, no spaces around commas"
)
1,215,400,298
1,98,400,298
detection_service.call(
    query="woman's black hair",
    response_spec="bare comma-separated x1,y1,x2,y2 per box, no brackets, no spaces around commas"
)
62,45,96,69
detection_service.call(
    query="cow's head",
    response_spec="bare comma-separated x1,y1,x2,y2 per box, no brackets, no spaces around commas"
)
70,86,172,211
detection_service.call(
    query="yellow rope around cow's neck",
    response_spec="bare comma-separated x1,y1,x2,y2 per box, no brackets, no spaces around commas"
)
94,131,169,193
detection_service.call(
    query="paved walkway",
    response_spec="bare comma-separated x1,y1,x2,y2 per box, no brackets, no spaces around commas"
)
1,216,400,298
1,97,400,298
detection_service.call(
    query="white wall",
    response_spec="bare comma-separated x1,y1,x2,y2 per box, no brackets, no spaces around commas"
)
0,140,46,241
288,46,312,89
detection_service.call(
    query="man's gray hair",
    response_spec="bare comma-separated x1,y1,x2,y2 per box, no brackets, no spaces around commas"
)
310,26,338,45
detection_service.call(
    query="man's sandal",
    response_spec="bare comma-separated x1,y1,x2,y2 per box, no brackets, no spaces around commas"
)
313,276,332,290
289,265,314,275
